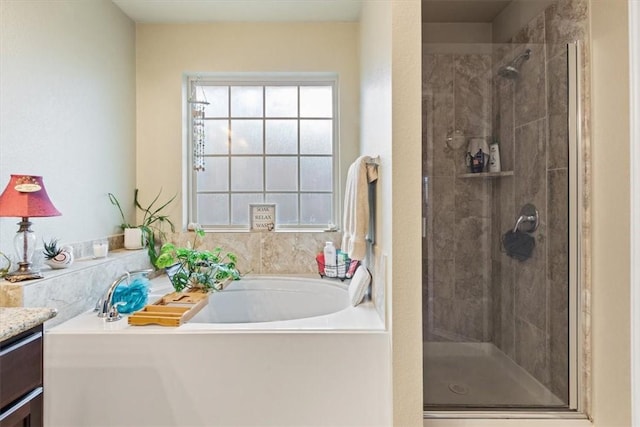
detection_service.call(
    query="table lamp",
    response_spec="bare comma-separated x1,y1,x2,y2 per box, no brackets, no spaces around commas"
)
0,175,61,282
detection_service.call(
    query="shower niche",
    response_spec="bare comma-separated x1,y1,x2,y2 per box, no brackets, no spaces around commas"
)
421,13,584,413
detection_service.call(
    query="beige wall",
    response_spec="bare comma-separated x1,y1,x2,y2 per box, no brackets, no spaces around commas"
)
359,0,392,296
0,0,136,255
590,0,631,425
359,0,393,322
391,0,424,425
135,22,359,228
360,1,424,424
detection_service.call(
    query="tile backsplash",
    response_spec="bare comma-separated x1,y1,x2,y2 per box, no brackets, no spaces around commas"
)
167,231,342,275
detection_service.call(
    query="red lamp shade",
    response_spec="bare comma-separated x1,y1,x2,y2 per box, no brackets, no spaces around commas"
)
0,175,61,218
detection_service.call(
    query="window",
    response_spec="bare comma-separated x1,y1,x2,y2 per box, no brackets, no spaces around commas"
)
187,75,338,230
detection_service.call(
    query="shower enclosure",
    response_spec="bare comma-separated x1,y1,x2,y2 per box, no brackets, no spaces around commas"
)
422,36,582,412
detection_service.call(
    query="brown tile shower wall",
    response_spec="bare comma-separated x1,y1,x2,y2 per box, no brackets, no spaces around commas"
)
491,0,589,404
423,52,493,342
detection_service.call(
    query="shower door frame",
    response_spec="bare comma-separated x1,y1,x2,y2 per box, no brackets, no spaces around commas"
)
567,40,582,414
423,41,589,421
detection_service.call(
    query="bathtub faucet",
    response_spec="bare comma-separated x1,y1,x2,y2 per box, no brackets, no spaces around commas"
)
96,269,153,322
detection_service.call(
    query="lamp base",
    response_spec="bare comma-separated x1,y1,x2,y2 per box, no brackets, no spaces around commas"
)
4,263,43,282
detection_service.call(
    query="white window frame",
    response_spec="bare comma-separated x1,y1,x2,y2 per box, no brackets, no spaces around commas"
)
184,72,340,231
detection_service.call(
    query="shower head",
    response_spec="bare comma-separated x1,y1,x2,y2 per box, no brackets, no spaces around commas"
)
498,48,532,79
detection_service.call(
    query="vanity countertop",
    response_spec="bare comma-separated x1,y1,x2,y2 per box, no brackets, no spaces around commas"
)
0,307,57,342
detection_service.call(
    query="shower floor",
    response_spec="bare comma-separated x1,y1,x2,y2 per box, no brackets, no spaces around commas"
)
423,342,565,408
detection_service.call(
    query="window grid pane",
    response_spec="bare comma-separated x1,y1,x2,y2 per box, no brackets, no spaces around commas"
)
192,80,335,228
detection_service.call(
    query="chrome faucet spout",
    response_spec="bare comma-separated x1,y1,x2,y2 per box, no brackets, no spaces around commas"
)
97,269,153,321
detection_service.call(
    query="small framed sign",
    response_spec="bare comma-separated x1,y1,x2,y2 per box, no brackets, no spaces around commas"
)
249,204,276,232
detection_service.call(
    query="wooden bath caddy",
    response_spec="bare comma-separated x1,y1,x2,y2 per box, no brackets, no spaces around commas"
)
128,291,209,327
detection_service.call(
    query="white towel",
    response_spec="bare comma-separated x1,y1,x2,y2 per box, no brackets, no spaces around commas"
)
341,155,378,261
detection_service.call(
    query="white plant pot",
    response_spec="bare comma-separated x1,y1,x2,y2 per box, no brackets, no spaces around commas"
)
124,227,144,250
45,246,74,269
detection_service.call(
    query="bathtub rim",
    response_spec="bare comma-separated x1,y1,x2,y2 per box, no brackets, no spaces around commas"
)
46,274,385,333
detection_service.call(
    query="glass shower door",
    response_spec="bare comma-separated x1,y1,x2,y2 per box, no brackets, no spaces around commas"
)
422,41,581,411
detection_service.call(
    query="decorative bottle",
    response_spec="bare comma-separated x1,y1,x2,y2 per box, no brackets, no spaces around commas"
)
489,139,502,173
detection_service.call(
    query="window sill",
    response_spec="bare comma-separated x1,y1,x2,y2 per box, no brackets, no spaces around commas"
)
198,228,340,233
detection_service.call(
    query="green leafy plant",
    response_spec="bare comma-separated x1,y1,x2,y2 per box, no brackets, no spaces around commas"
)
0,251,11,278
108,189,176,265
155,228,240,292
43,238,63,260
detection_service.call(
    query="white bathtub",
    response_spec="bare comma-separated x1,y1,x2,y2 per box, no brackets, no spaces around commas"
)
190,276,350,323
44,275,390,427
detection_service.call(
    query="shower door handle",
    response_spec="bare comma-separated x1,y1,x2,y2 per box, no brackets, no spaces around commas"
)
423,177,429,239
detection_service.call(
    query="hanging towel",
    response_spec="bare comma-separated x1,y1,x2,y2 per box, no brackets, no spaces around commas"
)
341,155,378,261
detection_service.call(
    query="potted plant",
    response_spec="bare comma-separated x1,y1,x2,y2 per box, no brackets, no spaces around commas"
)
154,227,240,292
108,189,176,265
43,238,74,269
0,251,11,278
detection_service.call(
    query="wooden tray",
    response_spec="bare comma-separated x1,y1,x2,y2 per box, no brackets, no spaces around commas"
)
128,291,209,327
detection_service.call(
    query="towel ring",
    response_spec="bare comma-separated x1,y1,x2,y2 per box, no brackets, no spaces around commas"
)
513,203,539,233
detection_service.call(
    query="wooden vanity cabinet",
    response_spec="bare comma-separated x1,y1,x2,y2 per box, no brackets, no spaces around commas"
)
0,325,44,427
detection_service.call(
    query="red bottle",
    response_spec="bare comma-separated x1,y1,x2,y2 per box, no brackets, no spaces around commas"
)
316,253,325,276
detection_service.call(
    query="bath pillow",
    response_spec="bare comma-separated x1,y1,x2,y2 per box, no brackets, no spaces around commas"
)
349,265,371,306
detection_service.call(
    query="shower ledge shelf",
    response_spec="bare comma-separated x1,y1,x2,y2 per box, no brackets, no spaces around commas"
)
458,171,514,179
